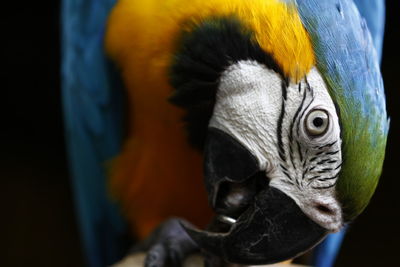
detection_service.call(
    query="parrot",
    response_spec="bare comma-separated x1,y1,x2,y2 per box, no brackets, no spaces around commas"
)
61,0,388,266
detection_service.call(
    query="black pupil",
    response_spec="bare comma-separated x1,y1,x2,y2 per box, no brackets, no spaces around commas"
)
313,117,324,128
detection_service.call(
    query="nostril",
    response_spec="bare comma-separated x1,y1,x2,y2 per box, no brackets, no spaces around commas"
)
316,204,333,214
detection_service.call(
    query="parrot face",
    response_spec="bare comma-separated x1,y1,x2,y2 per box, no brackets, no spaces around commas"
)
207,62,343,231
183,61,343,264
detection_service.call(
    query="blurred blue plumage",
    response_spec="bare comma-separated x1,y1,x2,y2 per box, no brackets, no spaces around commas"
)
61,1,129,266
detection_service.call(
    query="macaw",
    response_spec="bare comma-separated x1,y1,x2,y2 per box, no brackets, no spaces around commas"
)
61,0,387,267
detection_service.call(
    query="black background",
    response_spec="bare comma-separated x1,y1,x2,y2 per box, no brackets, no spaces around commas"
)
1,1,398,266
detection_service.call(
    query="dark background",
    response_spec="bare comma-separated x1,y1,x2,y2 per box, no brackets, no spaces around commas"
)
1,1,398,266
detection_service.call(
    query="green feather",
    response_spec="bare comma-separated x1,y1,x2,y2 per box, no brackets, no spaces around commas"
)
325,75,388,221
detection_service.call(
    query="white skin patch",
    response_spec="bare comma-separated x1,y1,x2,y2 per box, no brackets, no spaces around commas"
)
210,60,343,232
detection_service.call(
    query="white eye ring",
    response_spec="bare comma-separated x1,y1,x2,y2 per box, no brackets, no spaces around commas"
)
305,109,329,136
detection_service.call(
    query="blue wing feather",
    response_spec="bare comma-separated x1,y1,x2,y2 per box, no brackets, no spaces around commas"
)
353,0,385,61
61,0,129,266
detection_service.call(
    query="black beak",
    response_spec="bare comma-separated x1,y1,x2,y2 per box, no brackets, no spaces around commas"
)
184,128,328,265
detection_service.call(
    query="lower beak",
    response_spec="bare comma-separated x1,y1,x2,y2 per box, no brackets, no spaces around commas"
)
183,186,327,265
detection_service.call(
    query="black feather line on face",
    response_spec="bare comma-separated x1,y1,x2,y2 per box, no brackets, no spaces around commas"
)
169,16,285,150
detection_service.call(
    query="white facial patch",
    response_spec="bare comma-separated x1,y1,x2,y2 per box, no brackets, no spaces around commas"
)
210,60,343,232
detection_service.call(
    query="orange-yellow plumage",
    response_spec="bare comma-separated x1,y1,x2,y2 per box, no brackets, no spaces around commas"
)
105,0,315,239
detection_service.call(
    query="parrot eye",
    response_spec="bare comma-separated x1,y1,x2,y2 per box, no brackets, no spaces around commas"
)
305,109,329,136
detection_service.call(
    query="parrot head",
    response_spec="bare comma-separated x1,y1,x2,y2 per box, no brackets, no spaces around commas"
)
169,0,388,265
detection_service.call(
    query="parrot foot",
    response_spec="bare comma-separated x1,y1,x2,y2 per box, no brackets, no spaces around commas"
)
132,218,199,267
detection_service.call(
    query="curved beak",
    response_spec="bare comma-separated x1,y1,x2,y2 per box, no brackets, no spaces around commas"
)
183,187,327,264
185,128,328,265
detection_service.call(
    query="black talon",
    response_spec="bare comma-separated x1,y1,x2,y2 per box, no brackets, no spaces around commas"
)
133,218,199,267
145,244,167,267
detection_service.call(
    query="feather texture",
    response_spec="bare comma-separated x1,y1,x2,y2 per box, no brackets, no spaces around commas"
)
297,0,388,221
296,1,387,266
61,0,129,266
106,0,315,82
353,0,385,61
